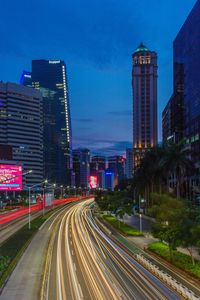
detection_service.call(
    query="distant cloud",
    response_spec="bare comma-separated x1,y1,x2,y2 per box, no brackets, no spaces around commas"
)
73,137,132,156
74,118,94,123
108,110,132,116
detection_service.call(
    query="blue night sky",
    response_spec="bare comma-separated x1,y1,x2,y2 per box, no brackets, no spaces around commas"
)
0,0,196,156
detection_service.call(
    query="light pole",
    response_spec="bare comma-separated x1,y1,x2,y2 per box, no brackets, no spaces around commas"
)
60,185,63,198
139,214,142,233
28,179,48,229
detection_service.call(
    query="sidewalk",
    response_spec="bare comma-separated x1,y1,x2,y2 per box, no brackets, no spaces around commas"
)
122,213,200,261
0,216,53,300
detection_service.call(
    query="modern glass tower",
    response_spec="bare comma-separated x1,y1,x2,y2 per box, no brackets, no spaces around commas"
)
31,60,72,186
173,0,200,168
132,43,158,170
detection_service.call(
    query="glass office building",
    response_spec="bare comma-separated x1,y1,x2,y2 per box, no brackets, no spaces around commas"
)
173,0,200,167
32,60,72,185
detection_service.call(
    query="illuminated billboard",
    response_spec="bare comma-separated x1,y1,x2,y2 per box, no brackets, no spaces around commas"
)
89,176,98,189
0,165,22,191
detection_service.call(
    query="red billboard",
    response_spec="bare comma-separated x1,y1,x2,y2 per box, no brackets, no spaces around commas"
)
89,176,98,189
0,164,22,191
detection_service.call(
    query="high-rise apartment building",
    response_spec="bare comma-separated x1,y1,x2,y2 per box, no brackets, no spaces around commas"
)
0,82,43,186
31,60,72,186
132,43,158,170
73,149,90,188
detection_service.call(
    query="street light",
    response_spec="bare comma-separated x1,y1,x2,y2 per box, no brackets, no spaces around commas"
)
42,180,49,216
28,179,48,229
60,185,63,198
139,214,143,233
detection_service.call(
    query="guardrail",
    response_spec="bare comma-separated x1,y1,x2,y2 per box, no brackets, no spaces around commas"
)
136,254,199,300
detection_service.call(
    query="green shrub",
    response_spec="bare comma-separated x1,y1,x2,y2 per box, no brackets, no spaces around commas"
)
103,215,143,236
148,242,200,279
0,208,56,288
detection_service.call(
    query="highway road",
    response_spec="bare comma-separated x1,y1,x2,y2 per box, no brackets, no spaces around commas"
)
43,198,181,300
0,197,82,245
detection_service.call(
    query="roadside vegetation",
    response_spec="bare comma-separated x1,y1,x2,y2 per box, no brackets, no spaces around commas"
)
132,141,195,202
103,215,143,236
148,242,200,279
0,209,55,288
149,193,200,265
95,141,200,276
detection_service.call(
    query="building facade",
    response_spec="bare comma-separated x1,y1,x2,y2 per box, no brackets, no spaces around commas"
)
20,71,32,87
162,62,184,144
0,145,13,160
125,148,133,179
73,148,90,188
0,82,43,186
173,1,200,169
90,155,106,175
132,43,158,170
103,169,115,191
31,60,72,186
162,0,200,201
108,155,125,185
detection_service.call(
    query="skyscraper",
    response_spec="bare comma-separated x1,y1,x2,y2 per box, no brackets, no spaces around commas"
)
20,71,32,87
31,60,72,185
0,82,43,186
162,0,200,192
108,155,125,185
73,149,90,188
125,148,133,179
173,1,200,167
90,155,106,176
132,43,158,170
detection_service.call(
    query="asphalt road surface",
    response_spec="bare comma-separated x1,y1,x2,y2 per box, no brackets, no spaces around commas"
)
44,198,181,300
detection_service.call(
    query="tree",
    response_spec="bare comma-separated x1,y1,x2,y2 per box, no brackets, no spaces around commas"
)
95,190,133,217
179,207,200,265
150,194,186,261
160,141,194,199
132,146,167,207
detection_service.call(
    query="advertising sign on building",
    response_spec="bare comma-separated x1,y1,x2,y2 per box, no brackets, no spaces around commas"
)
0,164,22,191
89,176,98,189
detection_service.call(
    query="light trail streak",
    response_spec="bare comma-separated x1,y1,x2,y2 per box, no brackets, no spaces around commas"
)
45,198,181,300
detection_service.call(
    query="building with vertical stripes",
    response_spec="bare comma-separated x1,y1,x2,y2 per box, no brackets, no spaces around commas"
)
132,43,158,170
0,82,43,186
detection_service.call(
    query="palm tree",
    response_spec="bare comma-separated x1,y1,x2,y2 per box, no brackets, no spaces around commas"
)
160,141,194,199
132,146,166,207
142,146,166,195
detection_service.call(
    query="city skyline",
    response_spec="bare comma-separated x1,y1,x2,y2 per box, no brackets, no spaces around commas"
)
0,1,200,299
0,0,196,156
